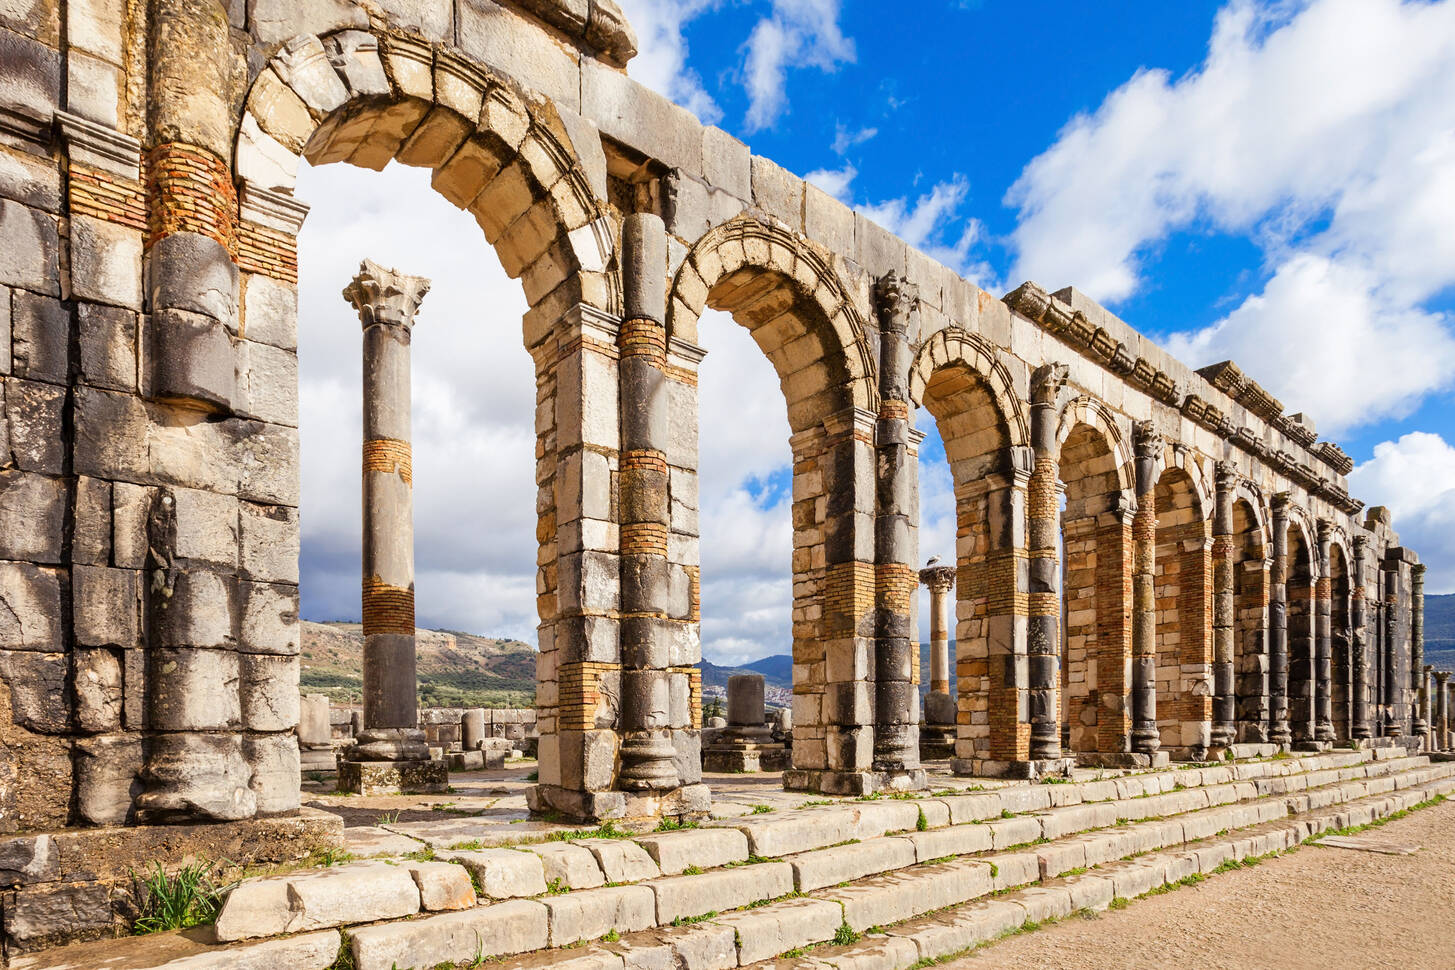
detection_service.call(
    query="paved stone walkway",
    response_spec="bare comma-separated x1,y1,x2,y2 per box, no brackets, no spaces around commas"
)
951,797,1455,970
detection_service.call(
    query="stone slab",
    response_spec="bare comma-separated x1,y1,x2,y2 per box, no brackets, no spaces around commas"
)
337,759,448,795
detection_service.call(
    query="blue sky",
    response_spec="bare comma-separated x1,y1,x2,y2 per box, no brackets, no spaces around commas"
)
294,0,1455,664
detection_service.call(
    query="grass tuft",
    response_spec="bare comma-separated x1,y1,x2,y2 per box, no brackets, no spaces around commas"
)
130,860,228,935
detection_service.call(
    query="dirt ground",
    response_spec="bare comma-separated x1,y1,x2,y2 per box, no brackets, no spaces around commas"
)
951,798,1455,970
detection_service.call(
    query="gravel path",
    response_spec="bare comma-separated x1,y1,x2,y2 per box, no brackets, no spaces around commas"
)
948,798,1455,970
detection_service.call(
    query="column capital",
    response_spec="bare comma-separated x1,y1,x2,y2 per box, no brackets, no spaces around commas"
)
1214,459,1239,491
1030,362,1069,407
343,258,431,330
875,273,919,332
1132,420,1163,458
1271,491,1292,517
919,563,957,592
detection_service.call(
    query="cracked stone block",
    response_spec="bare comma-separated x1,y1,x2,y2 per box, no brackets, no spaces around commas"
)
77,302,139,392
0,835,57,888
241,272,298,350
520,842,605,891
215,860,420,942
347,899,548,970
0,471,64,563
146,231,239,329
240,653,299,731
73,733,142,825
404,860,476,911
240,582,300,655
2,881,115,949
240,503,299,584
541,884,655,946
577,836,661,883
10,290,70,384
146,647,241,731
438,848,547,899
4,379,66,473
72,565,141,649
73,646,124,732
72,474,112,565
244,732,301,816
154,569,239,652
0,563,61,652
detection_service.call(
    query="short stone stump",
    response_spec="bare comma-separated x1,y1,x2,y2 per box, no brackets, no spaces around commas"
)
1073,750,1172,770
338,758,449,795
703,742,790,773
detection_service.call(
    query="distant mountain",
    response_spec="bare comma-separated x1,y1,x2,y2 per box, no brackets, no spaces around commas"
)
744,654,793,684
700,643,957,693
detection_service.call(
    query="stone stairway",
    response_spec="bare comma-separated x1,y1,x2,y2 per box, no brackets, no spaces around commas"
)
16,749,1454,970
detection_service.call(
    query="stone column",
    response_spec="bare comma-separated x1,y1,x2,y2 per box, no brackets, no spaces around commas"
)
1131,421,1162,756
1269,495,1292,746
920,565,957,696
339,260,444,795
1382,557,1402,737
616,213,681,794
1351,536,1372,740
462,709,486,751
1315,522,1336,743
1027,363,1069,762
871,275,923,781
704,674,788,772
1412,565,1427,738
1436,672,1451,752
1211,461,1237,749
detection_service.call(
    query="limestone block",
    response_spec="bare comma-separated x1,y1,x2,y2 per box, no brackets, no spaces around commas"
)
1,881,114,950
134,730,257,822
240,502,300,583
66,0,125,63
144,308,237,412
542,884,656,946
215,861,420,941
240,582,300,655
716,897,844,965
244,732,301,815
0,649,65,734
581,58,697,172
346,900,548,970
0,29,59,132
236,419,301,507
4,379,66,473
110,481,151,568
645,862,793,925
578,837,661,883
143,930,342,969
72,564,140,649
0,834,57,887
789,837,917,892
701,125,750,201
235,339,299,426
76,302,138,391
147,646,241,730
249,0,368,45
822,860,993,933
440,848,548,899
0,200,59,295
457,0,581,111
902,824,992,863
241,273,298,350
0,561,61,651
996,786,1053,814
240,653,299,730
654,922,737,970
718,807,861,857
168,488,240,566
147,231,240,330
11,290,70,384
71,213,142,308
523,842,606,890
986,852,1039,890
405,860,476,911
803,183,854,258
1034,839,1087,879
0,470,64,563
236,112,299,191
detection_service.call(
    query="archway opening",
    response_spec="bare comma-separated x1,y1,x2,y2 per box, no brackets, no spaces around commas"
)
1153,468,1212,757
1286,524,1317,742
1329,543,1352,739
1231,499,1269,742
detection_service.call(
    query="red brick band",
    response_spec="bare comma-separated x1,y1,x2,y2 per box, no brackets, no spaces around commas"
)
362,579,414,636
364,438,413,485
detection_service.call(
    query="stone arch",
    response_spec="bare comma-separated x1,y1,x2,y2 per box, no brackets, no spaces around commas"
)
666,215,878,430
665,215,880,783
231,29,625,809
1153,466,1214,757
1329,540,1354,739
1232,497,1270,742
1055,403,1135,755
1285,516,1318,741
910,328,1032,771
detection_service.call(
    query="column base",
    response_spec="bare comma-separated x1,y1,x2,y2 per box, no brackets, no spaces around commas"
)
918,725,956,762
1073,751,1170,770
782,767,928,796
337,758,448,796
1291,740,1333,753
703,743,790,773
527,783,712,826
953,757,1077,780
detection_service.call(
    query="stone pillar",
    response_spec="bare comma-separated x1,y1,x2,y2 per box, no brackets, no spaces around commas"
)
1268,495,1292,746
1436,672,1451,752
299,695,332,748
1314,522,1335,743
616,213,683,795
1027,363,1069,762
338,259,444,796
871,275,923,783
462,709,486,751
1412,565,1427,738
1382,557,1402,737
1211,462,1237,749
919,563,957,760
1351,536,1372,740
703,674,788,772
1131,421,1162,756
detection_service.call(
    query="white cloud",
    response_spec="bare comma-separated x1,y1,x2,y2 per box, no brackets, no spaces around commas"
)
804,163,857,202
1004,0,1455,433
831,123,878,155
742,0,856,131
1349,432,1455,593
618,0,723,123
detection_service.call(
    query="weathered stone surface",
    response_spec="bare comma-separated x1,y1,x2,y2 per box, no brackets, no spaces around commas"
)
214,860,420,941
0,834,56,887
73,565,141,650
0,471,64,563
72,646,124,732
76,302,139,392
134,732,256,823
70,215,142,308
788,836,917,892
240,273,298,350
141,930,342,969
240,503,300,583
239,653,298,731
542,884,656,945
715,897,844,965
440,847,548,898
645,862,794,925
635,828,749,875
524,841,606,890
1,880,115,949
4,379,66,473
235,339,299,426
11,290,69,385
73,733,142,825
0,650,66,732
144,308,236,413
239,582,300,655
244,733,301,815
347,899,548,970
405,860,477,911
0,200,59,295
579,836,662,882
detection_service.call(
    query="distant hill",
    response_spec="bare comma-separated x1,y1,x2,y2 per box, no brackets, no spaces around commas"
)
700,643,955,694
300,621,535,708
1428,593,1455,672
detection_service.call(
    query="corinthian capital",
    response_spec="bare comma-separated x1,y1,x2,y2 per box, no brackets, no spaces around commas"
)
1133,420,1164,459
343,258,431,330
1031,362,1069,407
876,273,919,330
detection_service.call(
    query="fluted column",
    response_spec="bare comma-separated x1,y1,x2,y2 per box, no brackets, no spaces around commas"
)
343,259,431,764
1269,495,1292,746
920,566,957,695
1382,558,1402,737
1211,462,1237,749
1131,421,1162,755
1412,565,1427,738
1315,522,1335,743
616,213,680,792
1028,363,1069,761
872,275,922,776
1351,536,1371,740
